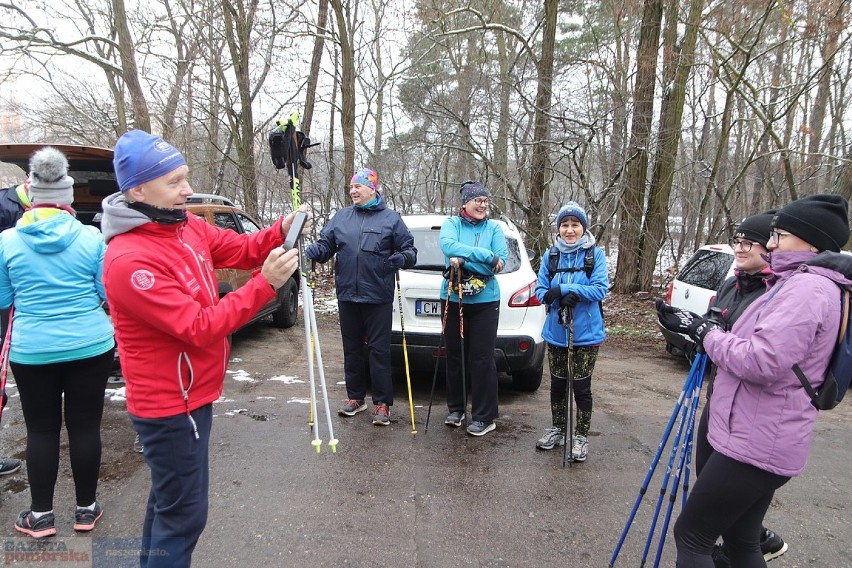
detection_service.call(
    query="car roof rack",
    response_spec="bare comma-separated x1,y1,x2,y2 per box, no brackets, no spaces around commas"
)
186,193,236,207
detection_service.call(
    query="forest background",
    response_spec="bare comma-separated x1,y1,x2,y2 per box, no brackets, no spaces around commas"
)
1,0,850,293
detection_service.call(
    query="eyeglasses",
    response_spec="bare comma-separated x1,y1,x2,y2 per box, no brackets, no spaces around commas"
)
472,198,489,206
770,230,792,244
729,238,755,252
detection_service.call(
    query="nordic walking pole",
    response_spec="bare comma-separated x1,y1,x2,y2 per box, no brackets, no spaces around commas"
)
609,354,704,566
457,265,468,427
0,307,13,425
396,273,417,435
304,276,338,452
425,272,453,433
639,357,704,567
562,306,574,468
652,357,705,568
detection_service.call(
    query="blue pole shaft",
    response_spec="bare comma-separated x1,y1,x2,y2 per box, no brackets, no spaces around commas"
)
609,354,705,566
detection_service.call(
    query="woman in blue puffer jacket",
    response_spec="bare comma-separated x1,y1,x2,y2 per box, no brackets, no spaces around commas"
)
534,202,608,462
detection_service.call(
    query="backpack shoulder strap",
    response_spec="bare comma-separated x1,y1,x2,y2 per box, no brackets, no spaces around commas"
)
547,246,596,279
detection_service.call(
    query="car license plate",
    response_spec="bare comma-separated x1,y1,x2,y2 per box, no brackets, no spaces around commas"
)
416,299,441,316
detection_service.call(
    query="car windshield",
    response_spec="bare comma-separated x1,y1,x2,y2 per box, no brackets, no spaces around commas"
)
677,249,732,291
409,227,521,274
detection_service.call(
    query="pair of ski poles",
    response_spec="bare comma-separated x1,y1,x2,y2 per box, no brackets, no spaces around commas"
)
609,351,708,567
424,265,465,432
297,246,338,453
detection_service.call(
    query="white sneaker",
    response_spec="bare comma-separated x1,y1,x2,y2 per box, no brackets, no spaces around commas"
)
535,427,564,450
570,435,588,462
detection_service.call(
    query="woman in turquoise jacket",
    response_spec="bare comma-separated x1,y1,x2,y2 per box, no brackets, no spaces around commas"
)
439,181,508,437
534,202,608,461
0,147,114,539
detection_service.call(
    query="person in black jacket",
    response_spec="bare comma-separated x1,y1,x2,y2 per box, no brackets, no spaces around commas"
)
0,180,31,478
305,168,416,426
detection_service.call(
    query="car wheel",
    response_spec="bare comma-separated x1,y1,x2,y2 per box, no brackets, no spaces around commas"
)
511,366,543,392
272,278,298,328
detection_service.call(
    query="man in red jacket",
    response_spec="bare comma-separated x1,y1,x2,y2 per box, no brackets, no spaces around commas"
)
101,129,303,567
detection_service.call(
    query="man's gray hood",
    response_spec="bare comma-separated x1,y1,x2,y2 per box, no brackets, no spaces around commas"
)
100,192,151,243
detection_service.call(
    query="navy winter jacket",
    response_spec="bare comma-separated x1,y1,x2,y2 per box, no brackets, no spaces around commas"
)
309,197,416,304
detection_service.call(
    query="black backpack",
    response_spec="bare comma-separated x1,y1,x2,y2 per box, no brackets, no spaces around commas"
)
793,284,852,410
545,246,595,280
544,246,603,317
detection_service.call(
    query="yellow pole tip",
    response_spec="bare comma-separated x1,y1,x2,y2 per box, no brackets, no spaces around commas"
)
411,430,418,436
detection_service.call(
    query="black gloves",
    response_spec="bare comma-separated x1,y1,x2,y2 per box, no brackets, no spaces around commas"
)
560,292,580,308
687,318,720,349
655,299,698,334
543,286,561,304
304,243,321,261
387,253,405,270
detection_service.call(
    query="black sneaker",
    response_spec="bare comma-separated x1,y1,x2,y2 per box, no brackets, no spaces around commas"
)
0,458,21,476
466,421,496,437
74,501,104,532
444,410,465,427
15,510,56,538
338,399,367,417
133,433,144,453
760,528,788,561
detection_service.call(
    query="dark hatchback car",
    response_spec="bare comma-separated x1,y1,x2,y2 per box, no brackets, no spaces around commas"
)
0,143,299,330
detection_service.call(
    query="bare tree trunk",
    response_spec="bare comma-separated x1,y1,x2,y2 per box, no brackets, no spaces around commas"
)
528,0,557,255
112,0,150,131
613,0,662,293
329,0,355,202
302,0,329,135
638,0,704,291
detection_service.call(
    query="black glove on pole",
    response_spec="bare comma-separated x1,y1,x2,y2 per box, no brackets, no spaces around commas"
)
543,286,561,304
655,299,699,334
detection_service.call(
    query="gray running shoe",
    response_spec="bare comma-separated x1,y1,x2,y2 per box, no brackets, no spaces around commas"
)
444,410,465,427
15,511,56,539
570,434,589,462
74,501,104,532
338,399,367,417
535,427,564,450
466,421,496,437
371,403,390,426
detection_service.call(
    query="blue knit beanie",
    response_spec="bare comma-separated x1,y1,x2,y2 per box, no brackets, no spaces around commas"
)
113,130,187,191
556,201,588,231
460,180,489,205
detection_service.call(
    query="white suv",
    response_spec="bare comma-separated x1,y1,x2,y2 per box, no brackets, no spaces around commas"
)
661,244,735,358
390,215,547,391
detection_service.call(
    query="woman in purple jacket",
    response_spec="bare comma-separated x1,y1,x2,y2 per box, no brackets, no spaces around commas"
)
661,194,851,567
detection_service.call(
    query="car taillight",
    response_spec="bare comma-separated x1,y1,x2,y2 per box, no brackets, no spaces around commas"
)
509,281,540,307
665,282,673,304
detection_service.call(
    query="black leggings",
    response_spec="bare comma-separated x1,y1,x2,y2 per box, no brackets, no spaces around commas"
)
674,451,789,567
11,349,114,511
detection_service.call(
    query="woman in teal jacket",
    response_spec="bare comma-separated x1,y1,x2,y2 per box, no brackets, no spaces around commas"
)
439,181,508,437
0,148,114,538
534,202,608,461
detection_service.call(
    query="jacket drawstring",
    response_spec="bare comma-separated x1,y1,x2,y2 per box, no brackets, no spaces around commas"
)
177,352,199,440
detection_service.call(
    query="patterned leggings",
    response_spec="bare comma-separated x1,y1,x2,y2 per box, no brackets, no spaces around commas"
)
547,343,599,437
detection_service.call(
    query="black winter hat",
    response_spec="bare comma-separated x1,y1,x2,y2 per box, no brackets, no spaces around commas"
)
734,210,776,247
772,194,850,252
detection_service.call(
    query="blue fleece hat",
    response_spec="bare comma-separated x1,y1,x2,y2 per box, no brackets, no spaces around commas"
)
556,201,588,231
113,130,187,191
460,180,489,204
